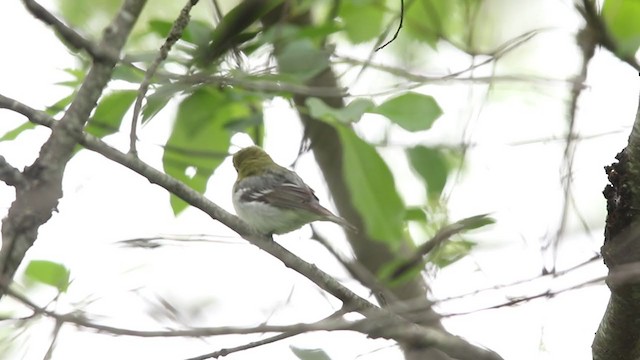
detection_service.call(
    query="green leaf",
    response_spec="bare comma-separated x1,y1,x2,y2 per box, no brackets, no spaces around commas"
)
340,0,386,43
24,260,70,292
149,19,213,46
455,213,495,230
372,92,442,132
164,87,260,214
0,122,36,142
428,239,476,268
142,91,171,124
379,257,426,285
405,207,428,222
407,146,449,201
148,20,172,38
56,68,86,88
307,98,374,124
603,0,640,57
201,0,285,63
404,0,480,48
290,346,332,360
112,65,145,83
277,39,330,81
45,94,75,116
86,90,138,139
337,127,405,244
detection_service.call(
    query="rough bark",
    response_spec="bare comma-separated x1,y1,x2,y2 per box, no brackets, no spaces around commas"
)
593,94,640,359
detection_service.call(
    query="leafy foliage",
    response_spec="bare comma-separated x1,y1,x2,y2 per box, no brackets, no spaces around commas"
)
373,92,442,132
24,260,70,292
163,86,262,214
85,90,138,139
407,145,450,201
338,125,406,244
603,0,640,57
339,0,386,44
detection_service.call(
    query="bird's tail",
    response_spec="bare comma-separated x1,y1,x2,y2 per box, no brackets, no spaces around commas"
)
328,215,358,233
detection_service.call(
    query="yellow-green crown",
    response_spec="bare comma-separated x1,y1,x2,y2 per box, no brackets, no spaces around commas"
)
232,146,277,178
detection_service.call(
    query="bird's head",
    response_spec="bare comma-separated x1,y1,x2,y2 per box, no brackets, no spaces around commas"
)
232,146,278,179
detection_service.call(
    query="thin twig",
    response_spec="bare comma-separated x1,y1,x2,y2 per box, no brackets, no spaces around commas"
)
185,310,346,360
375,0,404,51
184,333,295,360
129,0,200,155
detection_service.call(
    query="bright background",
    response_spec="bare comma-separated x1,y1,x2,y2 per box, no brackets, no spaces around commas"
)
1,0,639,359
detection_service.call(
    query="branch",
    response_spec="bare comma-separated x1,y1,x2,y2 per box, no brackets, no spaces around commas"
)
0,0,147,298
594,97,640,358
129,0,200,155
577,0,640,72
21,0,118,62
0,94,503,360
0,155,25,188
5,284,351,337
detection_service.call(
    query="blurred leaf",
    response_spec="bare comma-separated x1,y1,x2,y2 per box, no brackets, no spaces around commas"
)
112,65,145,83
307,98,374,124
339,0,386,43
24,260,70,292
407,146,449,201
201,0,285,63
372,92,442,132
56,68,86,88
379,257,426,285
148,19,172,38
277,39,330,81
164,87,260,214
428,239,476,268
259,23,340,51
455,213,495,230
85,90,138,139
45,94,75,116
404,0,480,48
142,90,172,124
149,19,213,47
405,207,428,222
603,0,640,57
0,122,36,142
58,0,120,31
383,214,492,282
336,127,405,244
291,346,332,360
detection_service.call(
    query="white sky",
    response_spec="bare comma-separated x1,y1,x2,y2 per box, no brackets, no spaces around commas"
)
1,0,639,359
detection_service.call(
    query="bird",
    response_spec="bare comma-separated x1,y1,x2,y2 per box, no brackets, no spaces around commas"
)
231,146,356,235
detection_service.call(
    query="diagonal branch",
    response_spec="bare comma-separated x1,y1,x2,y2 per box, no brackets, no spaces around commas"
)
0,94,503,360
0,0,147,298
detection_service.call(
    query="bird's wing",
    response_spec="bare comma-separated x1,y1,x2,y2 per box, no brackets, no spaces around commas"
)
239,169,332,216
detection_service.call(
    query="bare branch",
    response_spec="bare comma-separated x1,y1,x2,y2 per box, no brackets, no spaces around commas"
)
0,156,25,188
129,0,200,155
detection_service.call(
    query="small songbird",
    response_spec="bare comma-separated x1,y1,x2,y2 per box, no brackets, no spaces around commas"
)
232,146,356,235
